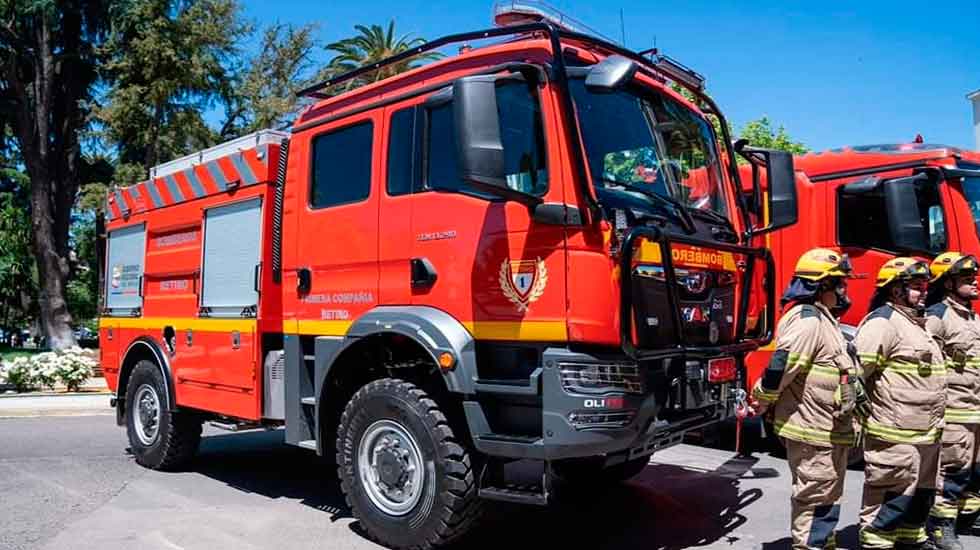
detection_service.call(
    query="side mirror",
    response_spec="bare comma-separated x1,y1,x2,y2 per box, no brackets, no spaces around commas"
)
452,75,540,205
884,175,931,252
585,55,638,92
736,144,798,234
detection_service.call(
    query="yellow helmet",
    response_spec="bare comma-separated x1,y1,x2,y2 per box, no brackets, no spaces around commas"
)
793,248,853,281
875,257,930,288
930,252,979,282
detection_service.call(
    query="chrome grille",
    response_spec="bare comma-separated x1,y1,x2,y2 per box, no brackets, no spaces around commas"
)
559,362,644,394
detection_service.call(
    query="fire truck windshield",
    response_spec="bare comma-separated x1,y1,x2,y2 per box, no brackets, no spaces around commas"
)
568,78,728,220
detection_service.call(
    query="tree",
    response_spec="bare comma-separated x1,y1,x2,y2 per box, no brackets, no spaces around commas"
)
738,116,809,156
0,0,111,349
325,20,442,90
97,0,247,169
219,22,319,139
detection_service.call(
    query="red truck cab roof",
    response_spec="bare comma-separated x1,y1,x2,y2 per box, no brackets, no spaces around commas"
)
794,143,980,181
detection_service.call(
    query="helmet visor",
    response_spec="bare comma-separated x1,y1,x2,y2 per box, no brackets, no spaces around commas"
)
951,255,979,277
826,253,854,279
904,261,931,280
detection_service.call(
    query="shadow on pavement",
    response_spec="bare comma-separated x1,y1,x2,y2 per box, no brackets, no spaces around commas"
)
187,430,770,550
459,457,765,550
761,523,859,550
190,429,352,521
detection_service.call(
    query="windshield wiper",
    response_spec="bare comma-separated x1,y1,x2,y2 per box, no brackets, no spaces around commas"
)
688,206,732,228
598,178,696,233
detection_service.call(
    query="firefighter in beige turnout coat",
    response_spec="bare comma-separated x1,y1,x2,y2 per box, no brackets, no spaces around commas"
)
752,248,860,550
925,252,980,550
854,257,946,549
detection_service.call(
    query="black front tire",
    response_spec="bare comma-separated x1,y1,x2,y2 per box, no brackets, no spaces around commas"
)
336,378,482,550
125,360,202,471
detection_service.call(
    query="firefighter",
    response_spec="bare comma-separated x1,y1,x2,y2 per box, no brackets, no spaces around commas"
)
854,257,947,550
750,248,860,550
924,252,980,550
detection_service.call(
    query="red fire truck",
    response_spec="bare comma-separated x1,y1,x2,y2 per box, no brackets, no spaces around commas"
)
99,5,795,547
744,142,980,388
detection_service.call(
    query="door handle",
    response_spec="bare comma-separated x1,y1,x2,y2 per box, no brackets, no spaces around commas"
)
296,267,312,294
411,258,437,289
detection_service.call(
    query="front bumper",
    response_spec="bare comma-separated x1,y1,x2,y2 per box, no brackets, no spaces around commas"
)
466,347,738,461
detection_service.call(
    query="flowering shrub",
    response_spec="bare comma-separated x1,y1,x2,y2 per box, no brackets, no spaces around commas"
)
56,347,98,391
0,347,97,392
29,352,61,390
0,357,36,392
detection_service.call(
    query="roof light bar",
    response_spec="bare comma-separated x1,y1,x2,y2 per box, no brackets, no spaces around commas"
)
493,1,617,44
650,51,706,92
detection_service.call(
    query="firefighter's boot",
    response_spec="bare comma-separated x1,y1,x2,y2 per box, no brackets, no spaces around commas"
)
928,517,963,550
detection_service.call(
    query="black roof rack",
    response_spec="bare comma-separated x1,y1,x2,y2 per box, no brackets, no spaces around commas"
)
296,20,746,232
297,22,550,99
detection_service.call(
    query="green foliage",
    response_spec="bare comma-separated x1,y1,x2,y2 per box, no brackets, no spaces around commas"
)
67,215,98,322
0,175,37,331
325,20,442,91
97,0,248,168
220,22,319,138
738,116,809,156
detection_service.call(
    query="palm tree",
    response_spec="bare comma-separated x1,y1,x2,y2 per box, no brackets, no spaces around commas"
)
325,20,443,90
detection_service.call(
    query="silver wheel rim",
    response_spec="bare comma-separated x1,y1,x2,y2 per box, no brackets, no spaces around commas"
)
133,384,161,446
357,419,425,516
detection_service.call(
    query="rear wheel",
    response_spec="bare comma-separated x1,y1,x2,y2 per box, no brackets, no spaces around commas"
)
336,378,482,549
125,360,201,470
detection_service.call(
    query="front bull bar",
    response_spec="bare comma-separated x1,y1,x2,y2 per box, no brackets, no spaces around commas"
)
618,226,776,361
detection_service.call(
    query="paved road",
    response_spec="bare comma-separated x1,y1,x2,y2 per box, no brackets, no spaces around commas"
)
2,415,980,550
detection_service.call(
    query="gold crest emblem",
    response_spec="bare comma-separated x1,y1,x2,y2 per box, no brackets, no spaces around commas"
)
499,257,548,312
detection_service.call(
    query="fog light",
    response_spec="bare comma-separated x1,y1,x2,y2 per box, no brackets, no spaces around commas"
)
707,357,737,383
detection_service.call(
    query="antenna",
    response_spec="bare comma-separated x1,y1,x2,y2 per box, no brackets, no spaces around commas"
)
619,8,626,46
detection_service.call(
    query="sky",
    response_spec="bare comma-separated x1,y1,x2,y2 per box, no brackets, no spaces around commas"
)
239,0,980,152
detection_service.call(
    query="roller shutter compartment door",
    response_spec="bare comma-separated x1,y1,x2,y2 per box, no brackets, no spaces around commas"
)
201,197,263,317
105,223,146,315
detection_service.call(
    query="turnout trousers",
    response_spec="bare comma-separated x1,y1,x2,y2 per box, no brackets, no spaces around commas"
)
931,423,980,521
785,438,849,550
859,436,940,548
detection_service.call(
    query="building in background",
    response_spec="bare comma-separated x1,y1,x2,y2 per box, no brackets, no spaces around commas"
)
970,89,980,150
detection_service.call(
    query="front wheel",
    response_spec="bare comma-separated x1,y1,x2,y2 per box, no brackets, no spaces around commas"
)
336,378,482,549
125,360,201,471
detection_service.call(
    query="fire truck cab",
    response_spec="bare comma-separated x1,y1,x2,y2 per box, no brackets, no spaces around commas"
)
744,143,980,389
100,5,796,548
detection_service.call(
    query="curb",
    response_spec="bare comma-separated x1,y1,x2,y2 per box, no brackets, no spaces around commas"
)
0,390,112,399
0,409,114,418
0,393,114,418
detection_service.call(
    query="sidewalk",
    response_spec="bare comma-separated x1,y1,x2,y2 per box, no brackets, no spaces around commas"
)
0,377,113,417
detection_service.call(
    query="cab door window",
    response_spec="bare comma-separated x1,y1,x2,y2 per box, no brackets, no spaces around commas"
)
424,80,548,197
837,177,946,254
310,121,374,208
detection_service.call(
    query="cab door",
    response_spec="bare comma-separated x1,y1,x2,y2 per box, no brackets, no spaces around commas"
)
410,77,567,344
291,114,381,333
